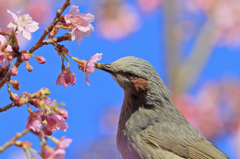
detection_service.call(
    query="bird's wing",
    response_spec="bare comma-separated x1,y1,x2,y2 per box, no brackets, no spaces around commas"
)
141,127,229,159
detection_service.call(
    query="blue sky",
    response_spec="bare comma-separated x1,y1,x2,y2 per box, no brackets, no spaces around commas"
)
1,1,240,158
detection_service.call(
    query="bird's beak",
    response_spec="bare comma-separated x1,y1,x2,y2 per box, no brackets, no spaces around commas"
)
95,63,115,76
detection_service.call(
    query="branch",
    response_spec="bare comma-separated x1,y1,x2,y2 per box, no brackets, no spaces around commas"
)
0,0,71,89
0,128,31,153
29,0,70,53
162,0,181,93
42,34,71,45
0,103,17,113
173,2,218,94
175,22,215,93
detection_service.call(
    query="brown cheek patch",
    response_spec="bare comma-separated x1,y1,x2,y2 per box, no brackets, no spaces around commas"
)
132,77,150,92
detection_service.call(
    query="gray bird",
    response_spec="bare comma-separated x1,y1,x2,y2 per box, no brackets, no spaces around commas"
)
95,56,229,159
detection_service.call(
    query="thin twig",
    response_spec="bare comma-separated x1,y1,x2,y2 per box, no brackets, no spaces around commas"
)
0,128,31,153
0,0,71,89
0,103,17,113
42,34,71,45
29,0,70,53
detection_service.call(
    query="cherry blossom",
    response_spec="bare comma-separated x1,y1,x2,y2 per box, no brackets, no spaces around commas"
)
188,0,240,46
26,110,42,133
7,10,39,40
79,53,102,85
0,35,12,67
96,4,140,40
56,72,68,88
137,0,162,13
46,113,68,131
47,149,65,159
64,66,76,86
43,97,55,107
65,5,94,44
57,136,72,149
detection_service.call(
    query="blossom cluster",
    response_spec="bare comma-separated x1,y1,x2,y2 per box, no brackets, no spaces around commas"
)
0,3,102,159
26,97,68,136
41,136,72,159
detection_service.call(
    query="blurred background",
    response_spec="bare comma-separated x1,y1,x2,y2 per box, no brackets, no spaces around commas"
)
1,0,240,158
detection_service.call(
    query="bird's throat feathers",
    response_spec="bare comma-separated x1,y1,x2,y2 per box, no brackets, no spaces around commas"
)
125,75,172,109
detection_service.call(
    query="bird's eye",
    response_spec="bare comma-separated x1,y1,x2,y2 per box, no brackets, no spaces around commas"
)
128,72,133,77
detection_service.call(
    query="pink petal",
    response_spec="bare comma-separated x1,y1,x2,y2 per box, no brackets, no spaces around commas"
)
90,53,102,64
79,13,95,23
56,74,68,88
58,137,72,149
22,29,31,40
0,58,10,67
28,21,40,32
0,35,6,44
59,108,68,119
51,149,66,159
6,44,13,52
7,22,17,30
7,10,18,22
75,30,83,44
85,73,90,86
71,28,77,41
69,5,79,16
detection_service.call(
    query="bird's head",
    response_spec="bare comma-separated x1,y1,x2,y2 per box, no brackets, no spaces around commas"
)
95,56,170,102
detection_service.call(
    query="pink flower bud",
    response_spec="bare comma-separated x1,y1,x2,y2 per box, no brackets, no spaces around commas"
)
59,108,68,119
0,52,4,60
21,53,30,61
10,93,19,103
37,56,46,64
10,67,18,76
7,55,13,61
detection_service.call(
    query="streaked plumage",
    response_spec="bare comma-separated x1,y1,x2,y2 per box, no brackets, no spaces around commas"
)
96,56,229,159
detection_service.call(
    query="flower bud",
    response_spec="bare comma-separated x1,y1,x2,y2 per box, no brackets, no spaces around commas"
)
7,55,13,61
29,99,46,109
37,56,46,64
78,63,86,72
0,52,4,60
26,61,33,72
61,46,69,54
10,93,19,103
15,141,32,151
17,97,28,106
10,67,18,76
31,88,50,98
8,80,20,90
58,108,68,119
41,88,51,96
22,91,30,97
21,53,30,61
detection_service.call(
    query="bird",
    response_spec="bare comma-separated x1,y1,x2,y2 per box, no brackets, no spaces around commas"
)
95,56,229,159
